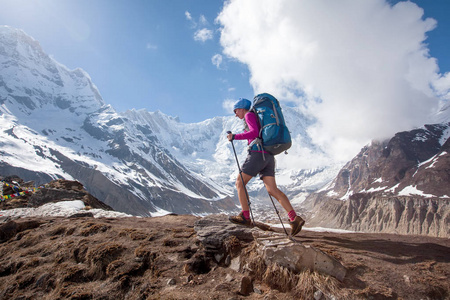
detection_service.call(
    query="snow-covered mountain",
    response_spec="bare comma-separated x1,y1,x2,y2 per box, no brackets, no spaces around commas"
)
0,26,340,216
121,106,342,204
0,26,235,216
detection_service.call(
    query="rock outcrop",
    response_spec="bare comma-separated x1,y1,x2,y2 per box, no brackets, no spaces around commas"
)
195,215,347,281
308,194,449,237
1,176,113,211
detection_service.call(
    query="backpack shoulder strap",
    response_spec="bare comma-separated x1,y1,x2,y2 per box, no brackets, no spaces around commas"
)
248,109,262,138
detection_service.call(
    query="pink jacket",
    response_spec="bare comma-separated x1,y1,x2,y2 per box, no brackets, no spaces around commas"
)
234,112,260,145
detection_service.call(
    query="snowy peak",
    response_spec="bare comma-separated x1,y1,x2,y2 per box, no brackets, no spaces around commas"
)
1,26,237,216
435,100,450,124
0,26,104,116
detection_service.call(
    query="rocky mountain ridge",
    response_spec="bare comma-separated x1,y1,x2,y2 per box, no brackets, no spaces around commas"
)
305,123,450,237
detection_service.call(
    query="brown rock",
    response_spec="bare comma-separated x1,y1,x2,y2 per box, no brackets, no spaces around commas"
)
239,276,253,296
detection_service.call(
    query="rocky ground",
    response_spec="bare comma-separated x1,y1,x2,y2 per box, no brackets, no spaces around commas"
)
0,214,448,300
0,177,449,299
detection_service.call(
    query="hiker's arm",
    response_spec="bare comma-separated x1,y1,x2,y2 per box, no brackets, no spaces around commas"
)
234,113,259,140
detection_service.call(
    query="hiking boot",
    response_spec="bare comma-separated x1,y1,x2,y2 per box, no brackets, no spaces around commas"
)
289,216,305,236
229,212,252,227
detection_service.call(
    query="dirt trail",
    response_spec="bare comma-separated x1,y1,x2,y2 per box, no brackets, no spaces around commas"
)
300,230,450,299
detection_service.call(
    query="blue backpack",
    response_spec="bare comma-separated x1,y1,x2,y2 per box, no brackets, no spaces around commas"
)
249,93,292,155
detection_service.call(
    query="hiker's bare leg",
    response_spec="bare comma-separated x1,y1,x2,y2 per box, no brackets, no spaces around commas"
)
262,176,294,212
236,172,253,211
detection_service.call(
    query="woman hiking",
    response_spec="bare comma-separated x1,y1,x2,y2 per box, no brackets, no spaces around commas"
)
227,98,305,236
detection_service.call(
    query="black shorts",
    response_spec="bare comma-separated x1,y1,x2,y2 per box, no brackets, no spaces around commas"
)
241,151,275,179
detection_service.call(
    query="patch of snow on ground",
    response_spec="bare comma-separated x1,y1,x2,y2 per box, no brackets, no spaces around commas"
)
340,190,353,201
440,127,450,146
326,190,339,198
371,178,383,184
398,185,436,198
0,200,134,218
417,154,437,169
385,183,400,193
150,206,173,217
363,186,388,193
303,226,357,234
270,223,357,233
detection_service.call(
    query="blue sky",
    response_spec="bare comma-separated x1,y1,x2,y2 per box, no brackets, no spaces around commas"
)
1,0,449,161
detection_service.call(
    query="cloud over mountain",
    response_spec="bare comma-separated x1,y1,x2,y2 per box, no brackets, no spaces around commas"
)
217,0,450,161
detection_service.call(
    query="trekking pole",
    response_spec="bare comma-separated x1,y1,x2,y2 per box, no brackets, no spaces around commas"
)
267,193,289,236
227,131,255,224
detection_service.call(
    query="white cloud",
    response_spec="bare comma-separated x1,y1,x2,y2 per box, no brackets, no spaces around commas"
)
185,11,198,29
194,28,213,42
146,43,157,50
217,0,449,162
222,98,236,114
434,72,450,100
212,54,223,68
199,15,208,26
186,13,215,42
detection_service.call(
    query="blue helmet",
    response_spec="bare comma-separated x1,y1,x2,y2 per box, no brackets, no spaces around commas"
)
233,98,251,111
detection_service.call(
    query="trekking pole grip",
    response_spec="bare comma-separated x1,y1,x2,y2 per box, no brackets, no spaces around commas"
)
226,131,233,142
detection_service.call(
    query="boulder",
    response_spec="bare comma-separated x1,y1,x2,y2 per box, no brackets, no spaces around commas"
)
252,231,347,281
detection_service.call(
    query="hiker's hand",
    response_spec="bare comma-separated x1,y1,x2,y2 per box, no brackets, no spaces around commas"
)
227,132,234,141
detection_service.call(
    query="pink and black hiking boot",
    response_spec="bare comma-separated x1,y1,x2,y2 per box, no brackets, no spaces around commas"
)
228,212,252,227
289,215,305,236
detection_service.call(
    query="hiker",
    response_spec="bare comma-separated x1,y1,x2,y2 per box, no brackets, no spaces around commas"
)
227,98,305,236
